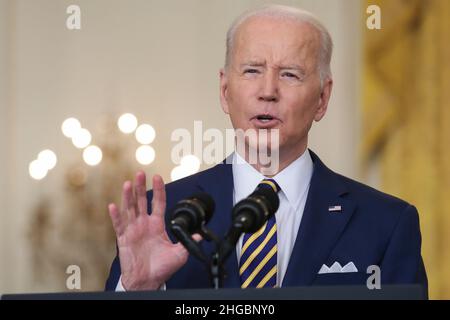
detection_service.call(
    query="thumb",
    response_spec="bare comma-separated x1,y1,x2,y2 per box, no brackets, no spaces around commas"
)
173,241,190,261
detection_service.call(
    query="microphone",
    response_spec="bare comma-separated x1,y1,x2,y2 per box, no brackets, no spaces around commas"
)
218,182,280,264
169,193,215,262
170,193,215,234
232,183,280,233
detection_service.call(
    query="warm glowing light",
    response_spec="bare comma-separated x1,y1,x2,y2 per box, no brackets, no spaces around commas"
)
135,124,156,144
83,145,103,166
61,117,81,138
72,128,92,149
118,113,138,134
29,160,48,180
38,149,57,170
170,155,201,181
135,145,155,165
180,155,201,173
171,166,190,182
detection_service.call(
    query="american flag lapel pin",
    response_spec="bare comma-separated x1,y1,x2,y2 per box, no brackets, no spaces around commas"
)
328,205,342,213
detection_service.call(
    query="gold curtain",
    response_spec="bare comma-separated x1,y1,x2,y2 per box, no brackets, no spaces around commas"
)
362,0,450,299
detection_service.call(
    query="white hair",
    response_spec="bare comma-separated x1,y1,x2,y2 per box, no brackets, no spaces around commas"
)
225,4,333,85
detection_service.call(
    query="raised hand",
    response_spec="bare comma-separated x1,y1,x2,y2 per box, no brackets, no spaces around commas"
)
108,172,191,290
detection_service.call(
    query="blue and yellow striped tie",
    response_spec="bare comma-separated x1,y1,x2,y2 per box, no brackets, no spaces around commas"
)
239,179,280,288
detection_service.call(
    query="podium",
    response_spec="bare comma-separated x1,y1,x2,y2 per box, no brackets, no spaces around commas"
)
1,285,426,300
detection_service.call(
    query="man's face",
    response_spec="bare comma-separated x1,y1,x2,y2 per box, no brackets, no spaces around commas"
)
220,16,332,158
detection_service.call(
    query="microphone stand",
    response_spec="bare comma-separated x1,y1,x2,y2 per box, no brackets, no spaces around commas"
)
171,222,226,289
171,218,251,289
197,225,226,289
210,252,222,289
212,220,246,289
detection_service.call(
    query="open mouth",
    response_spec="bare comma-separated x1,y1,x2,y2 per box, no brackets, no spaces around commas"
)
251,114,280,128
256,115,275,122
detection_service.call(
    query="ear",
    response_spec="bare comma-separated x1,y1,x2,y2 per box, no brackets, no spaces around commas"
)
314,77,333,122
219,68,230,114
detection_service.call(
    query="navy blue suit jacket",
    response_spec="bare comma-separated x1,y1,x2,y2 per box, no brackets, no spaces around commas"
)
105,150,427,294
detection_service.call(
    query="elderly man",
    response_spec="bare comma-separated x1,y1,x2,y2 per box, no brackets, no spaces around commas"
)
105,5,427,294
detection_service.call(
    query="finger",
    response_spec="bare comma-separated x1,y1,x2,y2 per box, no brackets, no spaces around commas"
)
108,203,125,236
122,180,137,221
192,233,203,242
134,171,148,217
151,174,166,218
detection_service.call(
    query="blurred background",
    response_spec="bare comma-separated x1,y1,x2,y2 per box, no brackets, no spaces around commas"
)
0,0,448,299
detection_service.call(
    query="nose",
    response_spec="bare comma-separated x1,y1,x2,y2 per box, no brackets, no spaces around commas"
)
258,70,279,103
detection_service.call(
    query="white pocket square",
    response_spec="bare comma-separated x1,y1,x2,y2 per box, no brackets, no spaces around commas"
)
318,262,358,274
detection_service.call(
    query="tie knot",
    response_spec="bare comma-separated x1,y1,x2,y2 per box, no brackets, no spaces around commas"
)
259,178,281,193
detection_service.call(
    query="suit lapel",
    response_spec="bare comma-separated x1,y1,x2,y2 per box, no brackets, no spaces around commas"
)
282,150,356,286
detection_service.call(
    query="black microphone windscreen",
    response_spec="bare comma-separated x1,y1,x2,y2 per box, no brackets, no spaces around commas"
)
190,192,215,223
253,186,280,214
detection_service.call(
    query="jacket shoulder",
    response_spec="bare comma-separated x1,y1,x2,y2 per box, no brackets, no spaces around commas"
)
146,163,225,204
334,171,418,224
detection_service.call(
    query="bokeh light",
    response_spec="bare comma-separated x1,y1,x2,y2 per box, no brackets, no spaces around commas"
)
38,149,57,170
135,145,155,165
118,113,138,134
171,166,190,182
83,145,103,166
61,117,81,138
29,159,48,180
72,128,92,149
135,124,156,144
180,155,201,173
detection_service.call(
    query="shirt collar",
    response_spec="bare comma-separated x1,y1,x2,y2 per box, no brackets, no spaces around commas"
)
231,149,314,210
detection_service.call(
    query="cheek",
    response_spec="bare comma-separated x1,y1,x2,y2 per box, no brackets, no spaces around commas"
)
282,92,319,133
227,81,255,114
229,75,261,98
288,86,320,115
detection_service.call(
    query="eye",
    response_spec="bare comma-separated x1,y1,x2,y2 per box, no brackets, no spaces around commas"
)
243,68,260,74
281,72,299,79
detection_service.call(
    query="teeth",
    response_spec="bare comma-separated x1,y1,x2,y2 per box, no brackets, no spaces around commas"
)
257,116,273,121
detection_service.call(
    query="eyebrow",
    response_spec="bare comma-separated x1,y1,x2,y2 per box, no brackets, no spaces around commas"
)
279,64,304,71
240,61,266,68
240,61,305,72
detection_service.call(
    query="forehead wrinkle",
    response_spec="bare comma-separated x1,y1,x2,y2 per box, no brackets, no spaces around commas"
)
239,50,311,74
233,20,321,74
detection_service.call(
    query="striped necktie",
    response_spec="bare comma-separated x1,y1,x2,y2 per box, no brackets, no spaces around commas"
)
239,178,280,288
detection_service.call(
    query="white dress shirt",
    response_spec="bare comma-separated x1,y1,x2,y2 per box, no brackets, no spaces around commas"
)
232,149,313,287
116,149,313,290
